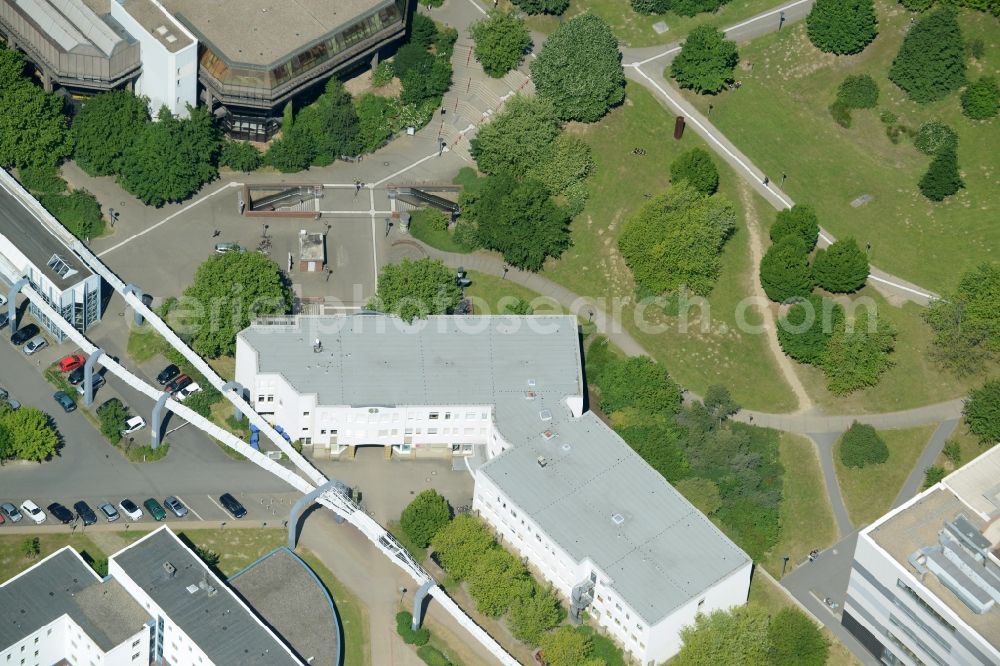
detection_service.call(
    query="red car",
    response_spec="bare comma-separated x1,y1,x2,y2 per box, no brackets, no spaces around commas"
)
59,354,86,372
166,374,191,394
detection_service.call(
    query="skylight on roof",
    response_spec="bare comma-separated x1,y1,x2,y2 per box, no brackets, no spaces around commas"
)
46,253,78,279
612,513,625,525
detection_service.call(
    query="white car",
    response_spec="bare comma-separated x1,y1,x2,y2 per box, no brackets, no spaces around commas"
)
118,498,143,521
176,383,202,401
19,500,46,524
121,416,146,435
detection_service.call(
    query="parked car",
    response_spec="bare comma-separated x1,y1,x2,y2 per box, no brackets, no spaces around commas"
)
0,502,23,523
74,501,97,526
0,294,6,306
23,335,48,355
119,499,143,521
0,312,8,330
67,366,85,385
47,502,74,524
121,416,146,435
214,242,243,254
98,503,120,522
59,354,86,372
53,391,76,413
219,493,247,519
0,512,4,525
19,500,46,524
75,374,106,396
10,324,39,345
143,498,167,521
0,387,20,410
163,496,188,518
176,382,202,401
166,375,191,395
156,364,180,386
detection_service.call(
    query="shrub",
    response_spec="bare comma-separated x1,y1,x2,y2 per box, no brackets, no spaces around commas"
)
470,12,532,79
821,309,896,394
768,608,829,666
670,148,719,195
961,76,1000,120
899,0,934,9
777,295,844,365
966,37,985,59
806,0,878,55
183,387,221,419
913,121,958,155
924,465,946,488
219,140,262,172
943,439,962,465
595,356,683,415
889,7,966,103
770,205,820,250
837,74,879,108
416,645,452,666
630,0,671,14
919,148,963,201
371,60,394,87
18,163,66,195
879,110,898,125
400,489,452,548
511,0,569,14
40,189,105,240
964,379,1000,444
671,0,729,15
411,13,438,49
829,100,853,128
759,236,815,303
812,238,869,293
98,399,129,443
395,612,430,646
839,422,889,468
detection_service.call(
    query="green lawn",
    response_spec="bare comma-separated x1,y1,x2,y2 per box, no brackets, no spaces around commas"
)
127,324,170,363
0,534,107,583
762,433,837,578
177,528,286,577
546,82,798,411
517,0,781,48
933,423,994,474
834,425,937,528
407,207,472,254
680,1,1000,294
465,269,566,315
296,549,372,666
792,288,989,414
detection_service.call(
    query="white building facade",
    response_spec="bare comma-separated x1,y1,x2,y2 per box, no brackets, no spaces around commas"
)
236,314,752,664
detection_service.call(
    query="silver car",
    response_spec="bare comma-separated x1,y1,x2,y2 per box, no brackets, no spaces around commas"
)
0,502,23,523
98,502,120,522
23,336,48,355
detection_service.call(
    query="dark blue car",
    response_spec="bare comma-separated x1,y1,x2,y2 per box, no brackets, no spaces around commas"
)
73,501,97,526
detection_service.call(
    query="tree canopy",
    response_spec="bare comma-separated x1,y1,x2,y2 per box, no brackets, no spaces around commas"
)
962,76,1000,119
839,422,889,468
0,47,72,169
924,263,1000,375
618,181,736,296
468,546,534,617
510,0,569,16
812,238,869,293
821,309,897,394
219,140,262,172
431,514,496,580
913,120,958,155
964,379,1000,444
118,106,221,207
471,12,532,78
530,14,625,123
1,407,59,462
509,588,564,646
266,80,362,170
889,7,966,103
770,205,820,251
806,0,878,55
526,133,593,197
181,251,291,357
462,174,571,271
400,490,451,548
72,90,150,177
759,236,815,303
768,608,829,666
919,147,964,201
777,295,844,365
471,95,561,177
670,148,719,195
369,258,463,322
595,356,683,414
674,606,771,666
670,25,739,94
539,627,596,666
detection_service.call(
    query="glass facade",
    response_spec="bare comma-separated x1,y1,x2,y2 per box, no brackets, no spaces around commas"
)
199,0,403,96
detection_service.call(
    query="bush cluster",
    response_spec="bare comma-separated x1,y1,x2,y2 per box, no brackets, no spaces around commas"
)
839,422,889,468
777,296,845,365
669,148,719,195
396,612,430,646
961,76,1000,120
913,121,958,155
806,0,878,55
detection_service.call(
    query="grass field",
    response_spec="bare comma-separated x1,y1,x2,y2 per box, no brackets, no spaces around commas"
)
933,422,994,474
680,1,1000,294
791,288,989,413
516,0,780,48
762,433,837,578
464,269,566,315
544,82,798,411
0,534,106,583
177,528,286,576
296,549,372,666
834,424,937,528
407,208,472,254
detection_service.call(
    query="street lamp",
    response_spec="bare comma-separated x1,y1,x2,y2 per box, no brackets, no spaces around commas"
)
782,554,790,576
399,586,407,604
502,265,509,280
781,172,787,187
262,224,269,239
778,10,786,30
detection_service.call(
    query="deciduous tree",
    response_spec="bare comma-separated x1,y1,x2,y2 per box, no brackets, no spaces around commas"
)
889,7,966,102
530,14,625,122
527,134,593,195
759,236,815,303
400,489,452,548
2,407,59,462
98,399,129,443
0,48,72,169
471,95,561,177
670,148,719,195
964,379,1000,444
770,205,820,251
539,627,595,666
674,606,771,666
471,12,532,78
368,258,463,322
511,0,569,16
670,25,739,94
768,608,829,666
72,90,149,176
821,309,896,394
777,295,844,365
431,514,495,580
812,238,869,293
219,140,262,172
924,263,1000,375
596,356,683,415
838,422,889,468
806,0,878,55
913,121,958,155
468,547,534,616
919,147,963,201
961,76,1000,119
509,587,564,645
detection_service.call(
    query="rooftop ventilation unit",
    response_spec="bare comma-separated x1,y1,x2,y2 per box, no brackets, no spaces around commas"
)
561,443,571,452
611,513,625,526
186,584,199,594
165,34,177,43
541,430,555,440
162,561,177,577
46,254,78,279
536,456,548,468
539,409,552,421
527,379,536,387
155,25,168,35
524,391,537,400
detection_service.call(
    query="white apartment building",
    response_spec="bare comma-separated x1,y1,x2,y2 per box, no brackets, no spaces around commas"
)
843,442,1000,666
0,169,103,342
0,527,304,666
236,313,753,664
110,0,198,117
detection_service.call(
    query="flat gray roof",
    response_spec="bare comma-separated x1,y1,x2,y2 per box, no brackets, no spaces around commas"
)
229,549,340,666
116,0,192,52
0,548,148,652
111,528,301,665
161,0,389,66
239,314,751,625
0,178,94,289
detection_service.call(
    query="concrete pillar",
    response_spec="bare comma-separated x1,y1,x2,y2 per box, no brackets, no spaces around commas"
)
151,391,170,449
221,381,246,422
411,580,435,630
82,349,103,407
123,284,144,326
288,479,349,550
7,277,28,326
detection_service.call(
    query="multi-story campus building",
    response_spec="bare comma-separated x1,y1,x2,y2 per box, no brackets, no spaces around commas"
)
842,442,1000,666
0,0,411,138
0,169,102,342
0,526,341,666
236,313,753,664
